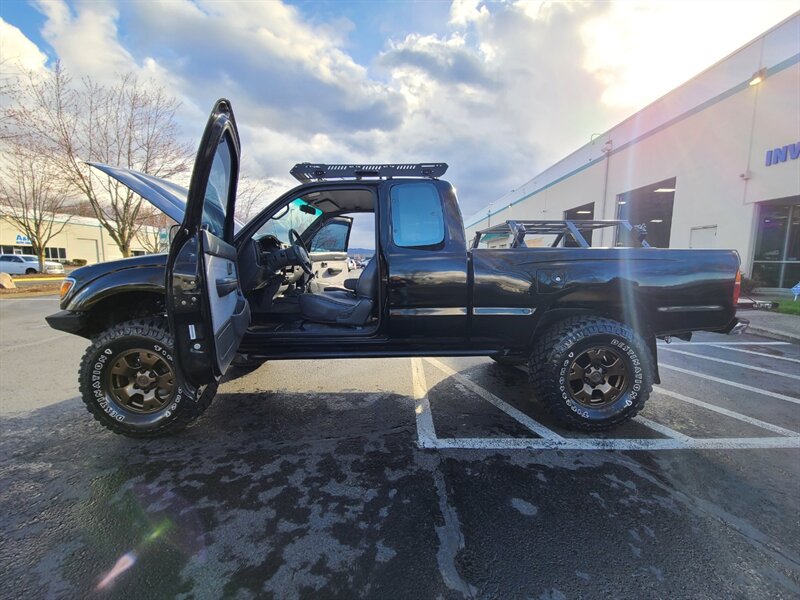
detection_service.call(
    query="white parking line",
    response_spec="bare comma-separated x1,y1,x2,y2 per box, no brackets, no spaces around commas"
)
423,357,563,441
657,341,790,346
633,416,693,441
706,344,800,365
660,347,800,380
660,363,800,405
430,436,800,451
412,358,800,452
653,386,800,437
410,358,437,448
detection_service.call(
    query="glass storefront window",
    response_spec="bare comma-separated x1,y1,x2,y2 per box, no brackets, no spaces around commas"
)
783,263,800,288
754,205,790,261
752,262,782,287
786,208,800,263
752,201,800,288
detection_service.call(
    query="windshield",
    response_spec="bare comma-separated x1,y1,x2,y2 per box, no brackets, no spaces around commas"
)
256,198,322,244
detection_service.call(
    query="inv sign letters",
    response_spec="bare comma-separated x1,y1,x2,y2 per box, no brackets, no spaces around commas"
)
765,142,800,166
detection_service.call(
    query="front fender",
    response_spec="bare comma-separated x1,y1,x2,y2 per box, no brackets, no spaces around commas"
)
65,265,167,312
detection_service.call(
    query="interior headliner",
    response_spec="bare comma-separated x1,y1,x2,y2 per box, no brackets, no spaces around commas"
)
302,189,374,213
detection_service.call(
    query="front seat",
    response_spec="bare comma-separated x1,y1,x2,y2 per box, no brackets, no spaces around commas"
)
299,258,378,325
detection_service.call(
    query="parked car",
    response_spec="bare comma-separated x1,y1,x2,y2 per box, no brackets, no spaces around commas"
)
46,99,746,438
0,254,65,275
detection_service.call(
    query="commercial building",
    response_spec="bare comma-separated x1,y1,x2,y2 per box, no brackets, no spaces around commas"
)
0,212,159,264
465,13,800,290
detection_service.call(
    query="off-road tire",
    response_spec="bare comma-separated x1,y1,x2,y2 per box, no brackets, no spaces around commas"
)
529,316,654,432
78,318,213,438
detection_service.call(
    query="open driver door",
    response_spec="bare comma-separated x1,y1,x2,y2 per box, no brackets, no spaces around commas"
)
167,99,250,391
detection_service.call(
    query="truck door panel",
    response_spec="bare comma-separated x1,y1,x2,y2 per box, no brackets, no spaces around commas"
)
385,181,469,342
470,248,540,347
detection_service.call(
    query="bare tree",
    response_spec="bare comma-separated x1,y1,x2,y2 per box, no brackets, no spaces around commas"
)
135,206,174,254
0,144,71,272
2,63,193,257
235,175,281,222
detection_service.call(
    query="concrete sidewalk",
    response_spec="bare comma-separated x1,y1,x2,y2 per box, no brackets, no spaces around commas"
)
738,308,800,344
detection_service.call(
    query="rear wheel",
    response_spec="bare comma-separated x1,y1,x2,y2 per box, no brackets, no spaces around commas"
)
529,316,653,432
79,318,214,437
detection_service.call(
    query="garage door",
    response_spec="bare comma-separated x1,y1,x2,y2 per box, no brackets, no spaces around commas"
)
73,238,100,263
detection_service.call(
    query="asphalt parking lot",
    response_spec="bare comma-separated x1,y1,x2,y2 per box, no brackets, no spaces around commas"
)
1,297,799,599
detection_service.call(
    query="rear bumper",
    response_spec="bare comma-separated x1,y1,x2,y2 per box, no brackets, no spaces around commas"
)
46,310,88,336
724,317,749,335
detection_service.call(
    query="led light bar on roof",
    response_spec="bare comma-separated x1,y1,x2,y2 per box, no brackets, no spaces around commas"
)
290,162,448,182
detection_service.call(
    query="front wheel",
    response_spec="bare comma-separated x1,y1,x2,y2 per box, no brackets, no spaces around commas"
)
529,316,654,432
78,319,214,437
25,268,37,275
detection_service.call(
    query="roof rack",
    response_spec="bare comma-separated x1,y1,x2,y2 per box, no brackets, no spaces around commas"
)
471,219,650,249
290,162,448,183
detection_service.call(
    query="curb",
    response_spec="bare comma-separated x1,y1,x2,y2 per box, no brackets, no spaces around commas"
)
11,276,65,282
745,325,800,344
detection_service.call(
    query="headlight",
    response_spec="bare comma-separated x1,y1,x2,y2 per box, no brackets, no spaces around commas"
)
60,278,75,300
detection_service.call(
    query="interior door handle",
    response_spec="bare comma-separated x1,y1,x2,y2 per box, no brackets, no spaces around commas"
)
216,276,238,296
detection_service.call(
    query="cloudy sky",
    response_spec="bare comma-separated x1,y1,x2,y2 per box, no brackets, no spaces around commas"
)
1,0,797,247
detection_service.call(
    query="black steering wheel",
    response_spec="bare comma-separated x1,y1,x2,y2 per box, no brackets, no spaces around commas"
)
288,228,313,275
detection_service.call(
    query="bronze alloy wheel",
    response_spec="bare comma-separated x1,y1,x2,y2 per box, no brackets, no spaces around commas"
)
107,349,175,414
566,346,630,408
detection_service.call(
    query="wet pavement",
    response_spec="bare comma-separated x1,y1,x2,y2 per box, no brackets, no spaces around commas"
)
1,298,799,599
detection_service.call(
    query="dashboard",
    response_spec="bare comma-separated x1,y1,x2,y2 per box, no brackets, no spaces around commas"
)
238,234,306,300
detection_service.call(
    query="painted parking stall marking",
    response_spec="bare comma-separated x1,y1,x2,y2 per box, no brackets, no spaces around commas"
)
658,363,800,405
660,346,800,380
705,343,800,364
411,339,800,451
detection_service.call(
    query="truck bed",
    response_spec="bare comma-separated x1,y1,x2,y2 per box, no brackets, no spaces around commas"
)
469,247,739,347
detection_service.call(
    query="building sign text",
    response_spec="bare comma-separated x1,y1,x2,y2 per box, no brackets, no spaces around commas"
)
765,142,800,166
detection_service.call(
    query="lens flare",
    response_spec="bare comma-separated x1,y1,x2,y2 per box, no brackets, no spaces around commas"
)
96,551,137,590
145,520,172,543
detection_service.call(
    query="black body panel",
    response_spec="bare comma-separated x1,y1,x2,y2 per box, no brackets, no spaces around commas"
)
470,247,739,349
384,181,470,343
49,177,742,360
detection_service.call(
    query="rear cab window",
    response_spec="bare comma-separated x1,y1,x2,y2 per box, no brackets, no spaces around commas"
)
390,182,445,248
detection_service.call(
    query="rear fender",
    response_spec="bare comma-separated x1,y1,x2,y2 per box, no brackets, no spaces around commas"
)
531,303,661,384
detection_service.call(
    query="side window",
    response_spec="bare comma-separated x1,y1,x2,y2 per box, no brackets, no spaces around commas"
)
311,222,349,252
0,256,10,262
202,137,233,238
390,183,445,248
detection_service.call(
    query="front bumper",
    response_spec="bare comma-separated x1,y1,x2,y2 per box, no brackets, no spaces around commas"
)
46,310,88,336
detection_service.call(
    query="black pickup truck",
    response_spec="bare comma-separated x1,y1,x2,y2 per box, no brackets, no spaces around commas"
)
47,99,746,438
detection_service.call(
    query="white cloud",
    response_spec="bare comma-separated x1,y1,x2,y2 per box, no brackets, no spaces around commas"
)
581,1,799,109
34,0,137,81
4,0,794,224
0,18,48,73
449,0,490,27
